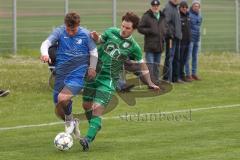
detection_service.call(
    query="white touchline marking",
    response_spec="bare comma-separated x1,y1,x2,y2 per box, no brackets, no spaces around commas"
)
0,122,63,131
104,103,240,120
0,104,239,131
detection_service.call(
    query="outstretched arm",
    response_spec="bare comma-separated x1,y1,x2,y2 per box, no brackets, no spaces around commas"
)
139,62,159,90
40,39,52,63
91,31,103,44
40,27,62,63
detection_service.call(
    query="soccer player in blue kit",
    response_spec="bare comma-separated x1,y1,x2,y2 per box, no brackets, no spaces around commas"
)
40,12,98,139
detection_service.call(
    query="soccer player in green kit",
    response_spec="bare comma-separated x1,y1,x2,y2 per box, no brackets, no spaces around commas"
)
79,12,159,151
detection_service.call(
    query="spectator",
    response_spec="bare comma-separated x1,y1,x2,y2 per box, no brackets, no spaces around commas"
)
179,1,192,82
138,0,168,85
162,0,182,83
185,0,203,80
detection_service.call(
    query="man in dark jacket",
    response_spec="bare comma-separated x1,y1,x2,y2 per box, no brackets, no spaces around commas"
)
138,0,168,84
179,1,192,82
163,0,182,83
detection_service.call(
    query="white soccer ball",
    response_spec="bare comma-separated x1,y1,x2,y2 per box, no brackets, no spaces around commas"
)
54,132,73,151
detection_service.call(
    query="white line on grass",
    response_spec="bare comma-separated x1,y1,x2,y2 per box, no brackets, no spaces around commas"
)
0,104,240,131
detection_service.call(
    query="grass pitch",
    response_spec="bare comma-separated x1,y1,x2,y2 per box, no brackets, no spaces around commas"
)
0,53,240,160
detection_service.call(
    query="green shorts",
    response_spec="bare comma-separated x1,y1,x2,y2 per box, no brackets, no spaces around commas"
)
83,76,117,107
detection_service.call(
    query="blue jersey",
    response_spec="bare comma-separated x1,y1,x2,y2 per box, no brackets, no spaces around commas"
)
47,25,96,96
47,25,96,67
189,9,202,42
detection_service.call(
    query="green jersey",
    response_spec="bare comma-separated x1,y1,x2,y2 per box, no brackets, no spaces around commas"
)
83,27,143,107
97,27,143,80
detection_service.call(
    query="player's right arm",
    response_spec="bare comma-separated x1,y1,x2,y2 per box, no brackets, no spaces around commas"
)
40,39,52,63
40,26,62,63
91,27,113,44
90,31,101,43
91,31,107,44
87,31,98,80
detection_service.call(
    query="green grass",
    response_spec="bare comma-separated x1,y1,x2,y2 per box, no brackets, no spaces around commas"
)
0,53,240,160
0,0,240,159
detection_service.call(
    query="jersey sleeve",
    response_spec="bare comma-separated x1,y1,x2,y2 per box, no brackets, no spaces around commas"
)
99,27,117,42
47,26,63,44
129,43,143,63
88,33,97,51
99,29,109,42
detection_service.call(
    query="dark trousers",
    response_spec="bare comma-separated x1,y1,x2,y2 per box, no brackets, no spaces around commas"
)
163,38,180,82
179,41,190,78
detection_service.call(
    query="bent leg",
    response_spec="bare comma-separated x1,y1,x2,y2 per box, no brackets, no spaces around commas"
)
86,103,104,142
82,101,93,121
55,87,73,120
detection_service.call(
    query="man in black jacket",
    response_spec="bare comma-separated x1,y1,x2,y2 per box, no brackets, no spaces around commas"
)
179,1,192,82
138,0,168,84
163,0,182,83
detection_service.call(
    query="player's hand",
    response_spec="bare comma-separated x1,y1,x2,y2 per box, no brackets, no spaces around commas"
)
41,55,52,64
87,67,96,80
148,83,160,91
91,31,100,42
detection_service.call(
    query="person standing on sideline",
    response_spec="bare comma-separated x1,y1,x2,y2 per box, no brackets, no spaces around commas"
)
162,0,182,83
179,1,192,82
40,12,98,139
138,0,168,85
185,0,202,80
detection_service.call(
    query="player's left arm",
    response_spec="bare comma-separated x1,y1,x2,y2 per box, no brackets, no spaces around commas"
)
131,44,159,90
88,48,98,79
88,33,98,79
139,62,159,90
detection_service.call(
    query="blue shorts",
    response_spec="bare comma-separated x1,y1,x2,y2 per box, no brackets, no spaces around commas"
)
53,64,88,104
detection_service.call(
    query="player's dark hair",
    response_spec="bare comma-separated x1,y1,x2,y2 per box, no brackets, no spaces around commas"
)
122,12,140,29
64,12,80,28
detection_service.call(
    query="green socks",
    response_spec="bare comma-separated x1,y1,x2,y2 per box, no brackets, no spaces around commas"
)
86,116,102,142
85,110,93,122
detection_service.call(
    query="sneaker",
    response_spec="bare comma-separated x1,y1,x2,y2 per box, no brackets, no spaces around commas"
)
65,120,75,135
0,90,10,97
186,76,194,81
80,137,90,151
192,75,201,81
178,79,185,83
73,118,81,140
173,79,185,84
182,76,192,82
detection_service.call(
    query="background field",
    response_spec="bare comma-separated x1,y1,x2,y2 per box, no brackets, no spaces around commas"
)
0,0,240,54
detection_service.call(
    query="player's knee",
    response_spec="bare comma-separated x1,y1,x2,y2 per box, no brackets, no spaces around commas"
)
58,93,71,104
92,104,105,116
